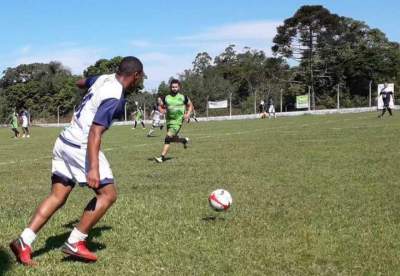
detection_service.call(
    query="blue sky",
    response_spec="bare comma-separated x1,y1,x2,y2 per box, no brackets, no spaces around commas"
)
1,0,399,89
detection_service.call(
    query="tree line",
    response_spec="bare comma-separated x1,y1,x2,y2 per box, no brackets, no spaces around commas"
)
0,5,399,122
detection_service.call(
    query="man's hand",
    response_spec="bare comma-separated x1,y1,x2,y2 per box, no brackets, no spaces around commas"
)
87,168,100,189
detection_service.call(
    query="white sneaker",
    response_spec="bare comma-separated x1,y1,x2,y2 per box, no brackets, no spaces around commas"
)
154,157,163,163
27,135,30,138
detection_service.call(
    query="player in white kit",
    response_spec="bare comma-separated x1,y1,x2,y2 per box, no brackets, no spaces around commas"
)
21,109,30,138
147,104,164,137
10,56,144,265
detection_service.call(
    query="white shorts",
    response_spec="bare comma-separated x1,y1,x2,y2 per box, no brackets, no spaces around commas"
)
22,119,28,128
152,119,161,127
268,106,275,113
51,137,114,187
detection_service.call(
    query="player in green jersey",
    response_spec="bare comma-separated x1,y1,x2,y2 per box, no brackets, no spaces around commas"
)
10,111,20,138
132,107,145,129
154,79,193,163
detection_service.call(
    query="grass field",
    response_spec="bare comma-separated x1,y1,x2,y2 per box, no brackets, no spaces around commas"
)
1,112,400,275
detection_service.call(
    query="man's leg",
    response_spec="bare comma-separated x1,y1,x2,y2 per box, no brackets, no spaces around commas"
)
28,182,73,233
388,107,393,116
10,180,73,265
62,184,117,262
379,108,387,118
75,184,117,234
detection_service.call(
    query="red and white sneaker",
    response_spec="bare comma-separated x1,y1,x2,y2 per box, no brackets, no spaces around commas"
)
9,238,36,266
61,241,97,262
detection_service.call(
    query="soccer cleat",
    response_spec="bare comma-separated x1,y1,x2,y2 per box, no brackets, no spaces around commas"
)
27,135,30,138
183,137,190,149
9,238,36,266
62,241,97,262
154,156,163,163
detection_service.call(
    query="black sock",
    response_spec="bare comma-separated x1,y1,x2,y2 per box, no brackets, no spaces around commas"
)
134,121,137,128
161,155,165,161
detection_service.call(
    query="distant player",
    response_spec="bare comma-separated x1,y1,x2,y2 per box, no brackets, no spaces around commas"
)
189,107,199,123
267,97,276,119
132,107,145,129
20,109,31,138
147,105,164,137
10,111,20,138
154,79,193,163
9,56,144,265
378,83,394,118
259,100,267,119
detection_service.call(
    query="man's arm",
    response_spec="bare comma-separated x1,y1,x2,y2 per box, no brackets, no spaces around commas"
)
86,124,106,189
76,76,99,89
76,79,88,89
184,99,193,122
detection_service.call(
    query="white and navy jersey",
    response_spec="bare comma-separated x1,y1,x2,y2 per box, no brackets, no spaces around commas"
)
60,74,125,148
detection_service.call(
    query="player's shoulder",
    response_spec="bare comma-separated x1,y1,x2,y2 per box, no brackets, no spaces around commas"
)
93,74,123,101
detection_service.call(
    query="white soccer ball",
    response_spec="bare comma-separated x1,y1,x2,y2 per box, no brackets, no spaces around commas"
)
208,189,233,211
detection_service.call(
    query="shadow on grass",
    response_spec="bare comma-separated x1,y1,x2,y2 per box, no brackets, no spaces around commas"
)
0,247,12,275
202,216,226,222
147,157,174,162
32,220,112,258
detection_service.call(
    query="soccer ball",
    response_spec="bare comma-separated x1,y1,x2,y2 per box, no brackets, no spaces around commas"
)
208,189,233,211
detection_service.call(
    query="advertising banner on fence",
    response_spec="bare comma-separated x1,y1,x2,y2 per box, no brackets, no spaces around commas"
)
296,95,309,109
377,83,395,109
208,100,228,109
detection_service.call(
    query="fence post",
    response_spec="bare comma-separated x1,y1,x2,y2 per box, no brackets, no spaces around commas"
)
308,86,311,111
57,106,60,126
280,88,283,113
254,90,257,114
369,80,372,107
337,84,340,109
124,102,127,121
206,96,209,119
229,93,232,118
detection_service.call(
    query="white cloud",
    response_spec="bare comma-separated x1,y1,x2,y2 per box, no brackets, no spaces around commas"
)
15,46,103,74
178,20,280,42
137,20,282,89
140,52,193,90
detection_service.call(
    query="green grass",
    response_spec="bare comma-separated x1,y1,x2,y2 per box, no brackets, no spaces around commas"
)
1,112,400,275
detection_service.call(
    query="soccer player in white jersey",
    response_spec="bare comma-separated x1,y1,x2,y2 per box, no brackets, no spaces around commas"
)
10,56,144,265
147,104,164,137
20,109,31,138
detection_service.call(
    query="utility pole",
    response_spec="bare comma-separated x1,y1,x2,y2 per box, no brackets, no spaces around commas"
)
337,83,340,109
280,88,283,113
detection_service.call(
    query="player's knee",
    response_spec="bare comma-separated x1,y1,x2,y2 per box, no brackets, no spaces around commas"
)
164,136,172,144
102,188,117,205
50,193,68,208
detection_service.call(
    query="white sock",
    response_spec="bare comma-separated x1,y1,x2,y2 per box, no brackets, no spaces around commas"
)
67,227,88,244
21,228,36,247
